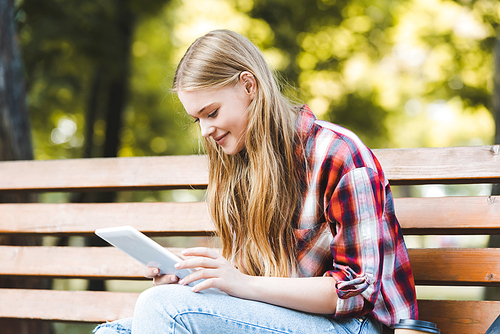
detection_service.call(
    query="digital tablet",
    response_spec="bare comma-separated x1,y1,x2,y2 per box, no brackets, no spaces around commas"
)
95,226,199,286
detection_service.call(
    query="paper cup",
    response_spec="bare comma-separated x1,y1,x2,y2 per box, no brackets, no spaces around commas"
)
393,319,440,334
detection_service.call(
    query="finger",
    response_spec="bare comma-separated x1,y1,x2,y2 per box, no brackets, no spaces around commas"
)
181,247,220,259
190,278,218,293
179,268,217,286
175,257,219,270
153,274,178,286
145,267,161,278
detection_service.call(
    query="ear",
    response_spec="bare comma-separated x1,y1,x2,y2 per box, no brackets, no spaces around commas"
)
239,71,257,100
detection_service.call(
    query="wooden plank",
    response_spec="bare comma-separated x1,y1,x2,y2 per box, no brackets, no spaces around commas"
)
395,196,500,235
0,155,208,192
409,248,500,286
375,145,500,185
0,202,214,235
1,146,500,193
0,289,138,322
1,246,498,287
0,246,185,279
418,300,500,334
2,196,500,235
0,288,498,333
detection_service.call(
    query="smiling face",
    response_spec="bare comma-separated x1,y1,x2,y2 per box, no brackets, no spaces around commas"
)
178,74,255,155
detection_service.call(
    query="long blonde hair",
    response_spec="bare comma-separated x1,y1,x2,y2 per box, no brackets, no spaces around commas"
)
173,30,303,277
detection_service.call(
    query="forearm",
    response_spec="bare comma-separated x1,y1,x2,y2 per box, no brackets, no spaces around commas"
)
174,248,338,314
239,276,338,315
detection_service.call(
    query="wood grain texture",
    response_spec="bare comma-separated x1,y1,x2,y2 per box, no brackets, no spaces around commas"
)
0,155,209,192
1,288,498,333
0,246,184,279
418,300,500,334
2,196,500,235
1,146,500,192
374,145,500,185
0,289,138,322
0,202,214,235
395,196,500,235
1,246,498,287
409,248,500,286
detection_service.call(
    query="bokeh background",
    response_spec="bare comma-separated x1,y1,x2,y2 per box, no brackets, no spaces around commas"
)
2,0,500,332
18,0,499,160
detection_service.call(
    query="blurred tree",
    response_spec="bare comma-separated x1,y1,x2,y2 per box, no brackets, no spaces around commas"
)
251,0,500,149
19,0,176,161
485,35,500,301
0,0,52,333
250,0,395,147
0,0,33,162
17,0,500,156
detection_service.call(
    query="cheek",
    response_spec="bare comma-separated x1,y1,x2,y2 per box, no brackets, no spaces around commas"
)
234,117,248,137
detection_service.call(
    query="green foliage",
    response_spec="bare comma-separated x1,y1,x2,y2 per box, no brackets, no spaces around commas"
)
250,0,397,147
16,0,500,159
17,0,200,160
252,0,499,148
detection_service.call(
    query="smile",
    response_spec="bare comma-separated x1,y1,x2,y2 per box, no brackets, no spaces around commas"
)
214,132,229,145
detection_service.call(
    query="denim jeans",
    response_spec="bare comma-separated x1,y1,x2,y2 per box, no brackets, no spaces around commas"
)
93,284,383,334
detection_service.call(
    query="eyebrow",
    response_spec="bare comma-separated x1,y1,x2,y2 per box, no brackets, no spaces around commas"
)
197,103,216,115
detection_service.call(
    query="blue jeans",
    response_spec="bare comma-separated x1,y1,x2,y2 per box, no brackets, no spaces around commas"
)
93,284,383,334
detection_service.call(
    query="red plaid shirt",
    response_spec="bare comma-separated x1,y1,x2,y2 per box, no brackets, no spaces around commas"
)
293,105,418,326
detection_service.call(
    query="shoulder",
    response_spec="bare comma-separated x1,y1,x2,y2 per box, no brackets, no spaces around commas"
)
295,105,385,179
303,119,378,175
314,120,377,169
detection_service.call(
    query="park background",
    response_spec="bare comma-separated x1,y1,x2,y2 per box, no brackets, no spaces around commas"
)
1,0,500,333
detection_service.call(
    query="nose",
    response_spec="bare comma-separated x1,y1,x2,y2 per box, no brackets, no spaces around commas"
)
199,119,215,138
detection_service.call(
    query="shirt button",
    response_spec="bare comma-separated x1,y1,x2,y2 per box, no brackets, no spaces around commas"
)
357,317,364,323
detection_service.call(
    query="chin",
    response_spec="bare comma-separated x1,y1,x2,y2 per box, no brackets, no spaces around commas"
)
221,147,238,155
221,144,245,156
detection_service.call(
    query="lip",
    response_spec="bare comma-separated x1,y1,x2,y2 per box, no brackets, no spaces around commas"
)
214,132,229,145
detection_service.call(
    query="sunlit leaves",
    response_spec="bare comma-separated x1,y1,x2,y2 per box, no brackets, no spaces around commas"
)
19,0,500,161
287,0,499,148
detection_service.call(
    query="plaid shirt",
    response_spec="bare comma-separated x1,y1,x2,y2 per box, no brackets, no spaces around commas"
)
293,105,418,326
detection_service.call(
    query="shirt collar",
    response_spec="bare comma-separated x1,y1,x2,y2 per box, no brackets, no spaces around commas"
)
295,104,316,137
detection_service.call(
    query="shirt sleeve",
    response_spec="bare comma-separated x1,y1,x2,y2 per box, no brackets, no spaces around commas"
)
324,166,385,318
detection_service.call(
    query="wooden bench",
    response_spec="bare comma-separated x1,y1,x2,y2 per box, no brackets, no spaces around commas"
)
1,146,499,333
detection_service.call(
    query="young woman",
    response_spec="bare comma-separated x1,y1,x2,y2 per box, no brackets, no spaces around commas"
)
94,29,418,334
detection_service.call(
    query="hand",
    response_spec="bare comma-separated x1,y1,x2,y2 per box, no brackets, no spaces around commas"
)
175,247,251,296
144,267,179,286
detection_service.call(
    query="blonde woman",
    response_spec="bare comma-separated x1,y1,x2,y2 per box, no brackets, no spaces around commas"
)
94,30,417,334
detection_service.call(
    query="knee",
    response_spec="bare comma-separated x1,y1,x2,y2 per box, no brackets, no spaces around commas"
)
93,318,133,334
133,285,194,332
134,284,191,316
134,285,166,315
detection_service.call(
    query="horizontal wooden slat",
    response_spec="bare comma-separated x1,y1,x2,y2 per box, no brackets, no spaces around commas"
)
375,145,500,185
1,288,498,333
395,196,500,235
0,155,208,192
0,246,184,279
418,300,500,334
409,248,500,286
2,196,499,235
1,146,499,193
0,289,138,322
1,246,498,287
0,202,214,235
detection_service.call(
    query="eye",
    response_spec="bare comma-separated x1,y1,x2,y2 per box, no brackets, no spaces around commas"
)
208,109,219,118
192,118,199,124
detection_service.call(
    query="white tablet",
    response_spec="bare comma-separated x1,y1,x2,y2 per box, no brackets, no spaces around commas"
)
95,226,198,285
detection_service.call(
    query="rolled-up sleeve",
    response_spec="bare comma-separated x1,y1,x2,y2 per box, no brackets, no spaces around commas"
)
324,166,385,318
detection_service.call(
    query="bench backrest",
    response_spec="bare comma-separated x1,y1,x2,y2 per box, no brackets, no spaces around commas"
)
0,145,499,333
